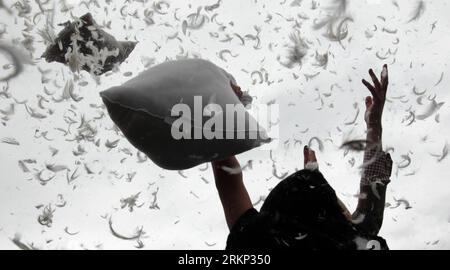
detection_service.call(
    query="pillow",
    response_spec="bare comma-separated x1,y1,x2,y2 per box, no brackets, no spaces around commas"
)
42,13,137,75
100,59,270,170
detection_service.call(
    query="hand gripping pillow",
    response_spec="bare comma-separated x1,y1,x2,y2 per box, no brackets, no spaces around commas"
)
100,59,270,170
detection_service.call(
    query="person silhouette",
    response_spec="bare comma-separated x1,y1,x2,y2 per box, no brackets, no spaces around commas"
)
212,65,392,250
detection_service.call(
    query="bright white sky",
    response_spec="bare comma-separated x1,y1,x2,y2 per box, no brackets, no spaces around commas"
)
0,0,449,250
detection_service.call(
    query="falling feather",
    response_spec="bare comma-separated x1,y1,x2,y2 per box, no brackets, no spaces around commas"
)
430,143,449,162
407,1,426,23
0,43,32,81
416,100,444,120
1,137,20,145
108,218,145,240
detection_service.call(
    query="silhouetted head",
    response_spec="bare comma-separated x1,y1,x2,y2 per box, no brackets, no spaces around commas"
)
257,169,359,249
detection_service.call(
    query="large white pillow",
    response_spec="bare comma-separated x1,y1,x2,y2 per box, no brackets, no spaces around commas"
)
100,59,270,170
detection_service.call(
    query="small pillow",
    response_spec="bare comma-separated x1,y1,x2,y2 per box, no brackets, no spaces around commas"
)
100,59,270,170
42,13,136,75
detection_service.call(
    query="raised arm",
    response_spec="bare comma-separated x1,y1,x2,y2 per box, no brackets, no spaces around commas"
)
212,156,253,230
352,65,393,236
210,81,254,230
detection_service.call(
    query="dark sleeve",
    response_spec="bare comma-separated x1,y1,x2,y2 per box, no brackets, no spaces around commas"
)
352,149,393,236
225,208,261,250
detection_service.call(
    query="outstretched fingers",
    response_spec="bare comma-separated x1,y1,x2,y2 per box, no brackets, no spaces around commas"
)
369,69,381,90
362,79,377,99
363,65,389,100
380,64,389,91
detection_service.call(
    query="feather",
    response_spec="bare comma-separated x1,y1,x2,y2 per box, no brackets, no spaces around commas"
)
340,140,370,152
1,137,20,145
221,165,242,175
10,234,32,250
108,218,145,240
308,137,324,152
407,0,426,23
392,198,412,209
398,154,411,169
434,72,444,86
105,139,120,149
46,164,69,173
0,43,32,81
283,31,309,68
416,100,444,120
18,160,30,173
64,227,80,236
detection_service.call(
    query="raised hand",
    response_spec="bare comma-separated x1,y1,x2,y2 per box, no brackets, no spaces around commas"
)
362,65,389,127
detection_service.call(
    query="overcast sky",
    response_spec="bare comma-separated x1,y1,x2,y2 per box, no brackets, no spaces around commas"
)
0,0,449,250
